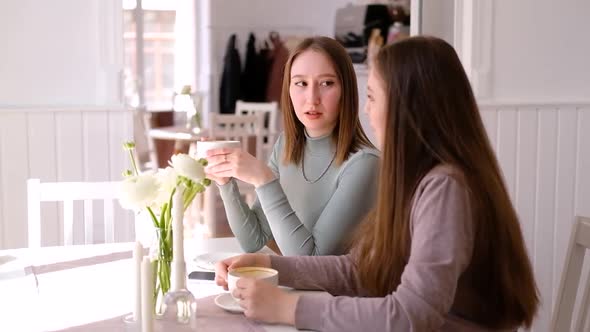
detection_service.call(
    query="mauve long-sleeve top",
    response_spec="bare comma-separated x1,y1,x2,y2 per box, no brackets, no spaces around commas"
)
270,165,517,332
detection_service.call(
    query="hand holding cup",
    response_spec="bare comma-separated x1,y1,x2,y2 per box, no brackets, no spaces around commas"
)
214,253,271,290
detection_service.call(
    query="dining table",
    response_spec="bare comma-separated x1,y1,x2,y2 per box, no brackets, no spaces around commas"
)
0,237,317,332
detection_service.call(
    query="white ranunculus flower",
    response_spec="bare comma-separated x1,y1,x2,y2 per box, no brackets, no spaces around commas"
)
119,173,160,211
157,167,178,193
153,167,178,206
170,154,205,182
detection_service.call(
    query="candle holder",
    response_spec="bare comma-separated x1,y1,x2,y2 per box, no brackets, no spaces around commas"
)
160,288,197,325
159,185,197,327
122,315,139,331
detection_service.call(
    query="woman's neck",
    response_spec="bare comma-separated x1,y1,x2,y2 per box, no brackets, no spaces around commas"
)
304,124,336,138
304,129,334,156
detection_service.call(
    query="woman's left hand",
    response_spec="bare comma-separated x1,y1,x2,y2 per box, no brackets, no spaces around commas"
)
205,148,276,188
232,278,300,325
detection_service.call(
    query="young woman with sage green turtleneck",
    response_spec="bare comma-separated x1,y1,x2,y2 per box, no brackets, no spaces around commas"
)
205,37,379,256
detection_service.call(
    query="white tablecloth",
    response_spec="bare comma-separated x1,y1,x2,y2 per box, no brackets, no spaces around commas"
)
0,238,312,332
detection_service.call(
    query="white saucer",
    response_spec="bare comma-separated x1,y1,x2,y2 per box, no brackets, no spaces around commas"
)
193,252,241,271
214,293,245,313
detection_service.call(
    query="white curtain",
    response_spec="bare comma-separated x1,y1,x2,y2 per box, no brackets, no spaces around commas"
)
173,0,197,93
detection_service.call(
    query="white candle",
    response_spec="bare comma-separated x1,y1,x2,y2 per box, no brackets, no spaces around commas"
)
172,185,186,290
133,241,143,323
172,185,185,264
140,256,154,332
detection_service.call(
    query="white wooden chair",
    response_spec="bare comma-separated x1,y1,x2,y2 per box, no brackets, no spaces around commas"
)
132,107,159,171
209,112,265,153
27,179,131,248
235,100,280,161
551,216,590,331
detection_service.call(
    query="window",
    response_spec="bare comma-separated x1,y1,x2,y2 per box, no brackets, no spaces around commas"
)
123,1,176,110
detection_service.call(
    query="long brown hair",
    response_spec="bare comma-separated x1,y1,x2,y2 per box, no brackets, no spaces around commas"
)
281,36,373,165
355,36,539,329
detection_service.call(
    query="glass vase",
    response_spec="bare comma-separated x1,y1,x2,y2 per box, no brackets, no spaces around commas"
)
149,227,173,316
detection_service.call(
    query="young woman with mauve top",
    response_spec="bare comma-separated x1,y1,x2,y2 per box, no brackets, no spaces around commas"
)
214,36,539,332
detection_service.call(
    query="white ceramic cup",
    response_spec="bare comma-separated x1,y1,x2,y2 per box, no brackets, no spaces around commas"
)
227,267,279,301
195,140,241,159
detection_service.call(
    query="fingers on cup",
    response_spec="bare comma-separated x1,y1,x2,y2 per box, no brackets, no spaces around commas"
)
235,277,251,289
206,147,234,157
205,155,228,168
231,288,240,299
214,261,227,273
215,275,228,288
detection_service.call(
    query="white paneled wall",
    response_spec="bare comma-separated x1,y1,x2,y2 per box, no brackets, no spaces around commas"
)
0,108,134,249
480,103,590,331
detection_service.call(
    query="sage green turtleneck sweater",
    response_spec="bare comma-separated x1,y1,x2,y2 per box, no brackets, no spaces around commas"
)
218,132,379,256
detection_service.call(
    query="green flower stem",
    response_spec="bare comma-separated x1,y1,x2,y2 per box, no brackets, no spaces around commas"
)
183,187,199,211
128,149,140,176
146,206,159,229
165,188,175,230
159,204,168,229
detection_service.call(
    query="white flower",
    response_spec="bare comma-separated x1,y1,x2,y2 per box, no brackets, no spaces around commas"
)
119,173,160,211
170,154,205,182
153,167,178,206
157,167,178,193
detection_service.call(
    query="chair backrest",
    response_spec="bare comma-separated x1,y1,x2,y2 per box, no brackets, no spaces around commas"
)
134,107,159,171
235,100,280,160
552,216,590,331
208,113,265,155
27,179,129,248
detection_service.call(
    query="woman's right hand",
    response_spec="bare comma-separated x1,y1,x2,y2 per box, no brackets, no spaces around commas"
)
199,137,231,185
214,253,272,290
206,172,231,186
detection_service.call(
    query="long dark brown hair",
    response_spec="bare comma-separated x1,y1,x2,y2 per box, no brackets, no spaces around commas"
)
355,36,539,329
281,36,373,166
